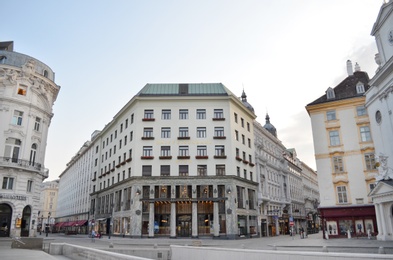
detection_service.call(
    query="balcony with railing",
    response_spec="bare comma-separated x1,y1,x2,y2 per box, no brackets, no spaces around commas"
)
0,157,48,177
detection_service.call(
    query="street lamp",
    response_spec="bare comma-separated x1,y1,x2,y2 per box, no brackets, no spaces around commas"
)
46,212,51,237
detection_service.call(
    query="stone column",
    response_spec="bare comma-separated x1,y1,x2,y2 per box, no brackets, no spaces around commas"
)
378,203,387,240
148,202,154,238
170,202,176,238
275,216,279,236
213,201,219,237
375,203,383,239
192,202,198,238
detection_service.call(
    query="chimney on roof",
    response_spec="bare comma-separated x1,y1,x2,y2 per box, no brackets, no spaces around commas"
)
354,62,361,72
347,60,353,76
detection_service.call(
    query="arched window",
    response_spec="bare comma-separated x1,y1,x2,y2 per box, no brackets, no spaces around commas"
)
30,143,37,166
43,70,48,78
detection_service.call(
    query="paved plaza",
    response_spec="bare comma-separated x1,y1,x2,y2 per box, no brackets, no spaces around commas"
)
1,232,392,259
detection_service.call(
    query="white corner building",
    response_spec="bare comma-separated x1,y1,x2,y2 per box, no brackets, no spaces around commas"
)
0,41,60,237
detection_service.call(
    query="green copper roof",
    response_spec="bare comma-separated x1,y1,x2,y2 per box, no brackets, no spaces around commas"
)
138,83,229,96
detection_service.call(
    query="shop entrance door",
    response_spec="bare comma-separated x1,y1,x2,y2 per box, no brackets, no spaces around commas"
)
177,215,191,237
0,204,12,237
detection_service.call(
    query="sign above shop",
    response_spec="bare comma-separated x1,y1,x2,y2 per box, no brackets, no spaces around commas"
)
0,193,27,201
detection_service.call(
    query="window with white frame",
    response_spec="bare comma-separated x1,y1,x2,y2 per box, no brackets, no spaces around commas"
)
197,146,207,156
213,109,224,118
360,126,372,142
142,165,152,176
215,145,225,156
160,165,170,176
161,146,171,157
27,180,33,192
179,165,189,176
356,82,365,94
326,87,335,99
29,143,37,165
234,113,238,123
337,186,348,203
17,85,27,96
214,127,224,137
12,110,23,125
235,130,239,141
326,110,336,121
34,117,41,131
2,177,14,190
179,109,188,119
333,156,344,173
5,138,21,162
356,106,367,116
179,127,189,138
143,146,153,157
143,128,153,138
365,153,376,170
329,130,340,146
144,109,154,119
162,109,171,120
197,165,207,176
179,146,189,156
161,127,170,138
197,127,206,138
196,109,206,119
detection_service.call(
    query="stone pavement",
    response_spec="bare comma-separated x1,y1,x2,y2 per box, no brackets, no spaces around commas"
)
0,232,392,259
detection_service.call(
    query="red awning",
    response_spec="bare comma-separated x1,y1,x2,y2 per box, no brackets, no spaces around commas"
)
63,221,75,227
73,220,87,226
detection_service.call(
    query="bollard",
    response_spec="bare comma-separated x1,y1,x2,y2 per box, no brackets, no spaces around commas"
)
378,246,385,254
322,246,328,252
109,242,114,248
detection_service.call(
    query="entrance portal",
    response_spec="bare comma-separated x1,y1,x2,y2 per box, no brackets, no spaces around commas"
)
0,204,12,237
21,205,31,237
177,215,191,237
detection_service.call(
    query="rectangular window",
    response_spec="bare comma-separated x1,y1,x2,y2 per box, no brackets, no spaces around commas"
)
197,127,206,138
356,106,367,116
179,127,189,138
161,146,171,156
196,109,206,119
161,127,171,138
329,130,340,146
197,146,207,156
143,128,153,138
2,177,14,190
237,167,240,177
248,138,251,148
143,146,153,157
131,114,134,123
241,118,244,127
213,109,224,119
337,186,348,204
244,169,247,178
333,156,344,173
17,85,27,96
234,113,238,123
215,145,225,156
235,130,239,141
34,117,41,131
236,148,240,157
162,109,171,120
214,127,224,137
242,134,245,145
125,119,128,128
27,180,33,192
12,110,23,125
142,165,152,176
179,146,189,156
179,109,188,120
179,165,189,176
144,109,154,119
365,153,376,170
360,126,372,142
160,165,170,176
197,165,207,176
247,122,250,132
326,110,336,121
216,165,225,176
369,183,376,191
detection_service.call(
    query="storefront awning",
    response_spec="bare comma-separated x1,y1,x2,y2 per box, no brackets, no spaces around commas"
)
73,220,87,226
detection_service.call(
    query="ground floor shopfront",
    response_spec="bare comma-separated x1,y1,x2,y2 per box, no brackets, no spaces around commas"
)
91,177,259,239
319,205,377,239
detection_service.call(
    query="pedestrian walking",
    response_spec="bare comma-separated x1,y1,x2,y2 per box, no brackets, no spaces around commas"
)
91,230,96,243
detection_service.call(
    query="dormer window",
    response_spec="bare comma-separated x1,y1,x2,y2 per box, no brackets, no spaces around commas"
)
356,82,365,94
326,87,335,99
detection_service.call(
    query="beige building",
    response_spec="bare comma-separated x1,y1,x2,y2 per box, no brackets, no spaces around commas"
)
0,41,60,237
306,61,377,239
39,180,59,232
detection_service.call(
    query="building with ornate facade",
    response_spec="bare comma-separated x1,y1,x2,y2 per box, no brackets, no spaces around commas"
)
0,41,60,237
366,0,393,241
38,180,59,233
306,60,377,239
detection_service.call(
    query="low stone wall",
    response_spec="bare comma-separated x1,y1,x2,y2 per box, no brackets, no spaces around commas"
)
49,243,153,260
11,237,43,249
170,245,393,260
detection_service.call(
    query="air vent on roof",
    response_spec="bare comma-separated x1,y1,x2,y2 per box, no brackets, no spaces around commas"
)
179,84,189,94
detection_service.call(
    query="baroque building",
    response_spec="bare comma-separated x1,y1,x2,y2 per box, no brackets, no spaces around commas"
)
366,0,393,241
306,60,377,239
57,83,258,239
0,41,60,237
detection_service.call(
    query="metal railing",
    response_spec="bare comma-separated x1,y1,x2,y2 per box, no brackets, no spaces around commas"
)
0,157,48,177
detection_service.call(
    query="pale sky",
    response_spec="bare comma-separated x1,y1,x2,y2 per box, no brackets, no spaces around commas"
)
2,0,382,180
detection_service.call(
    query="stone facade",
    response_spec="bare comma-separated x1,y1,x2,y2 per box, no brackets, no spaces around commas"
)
0,41,60,237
